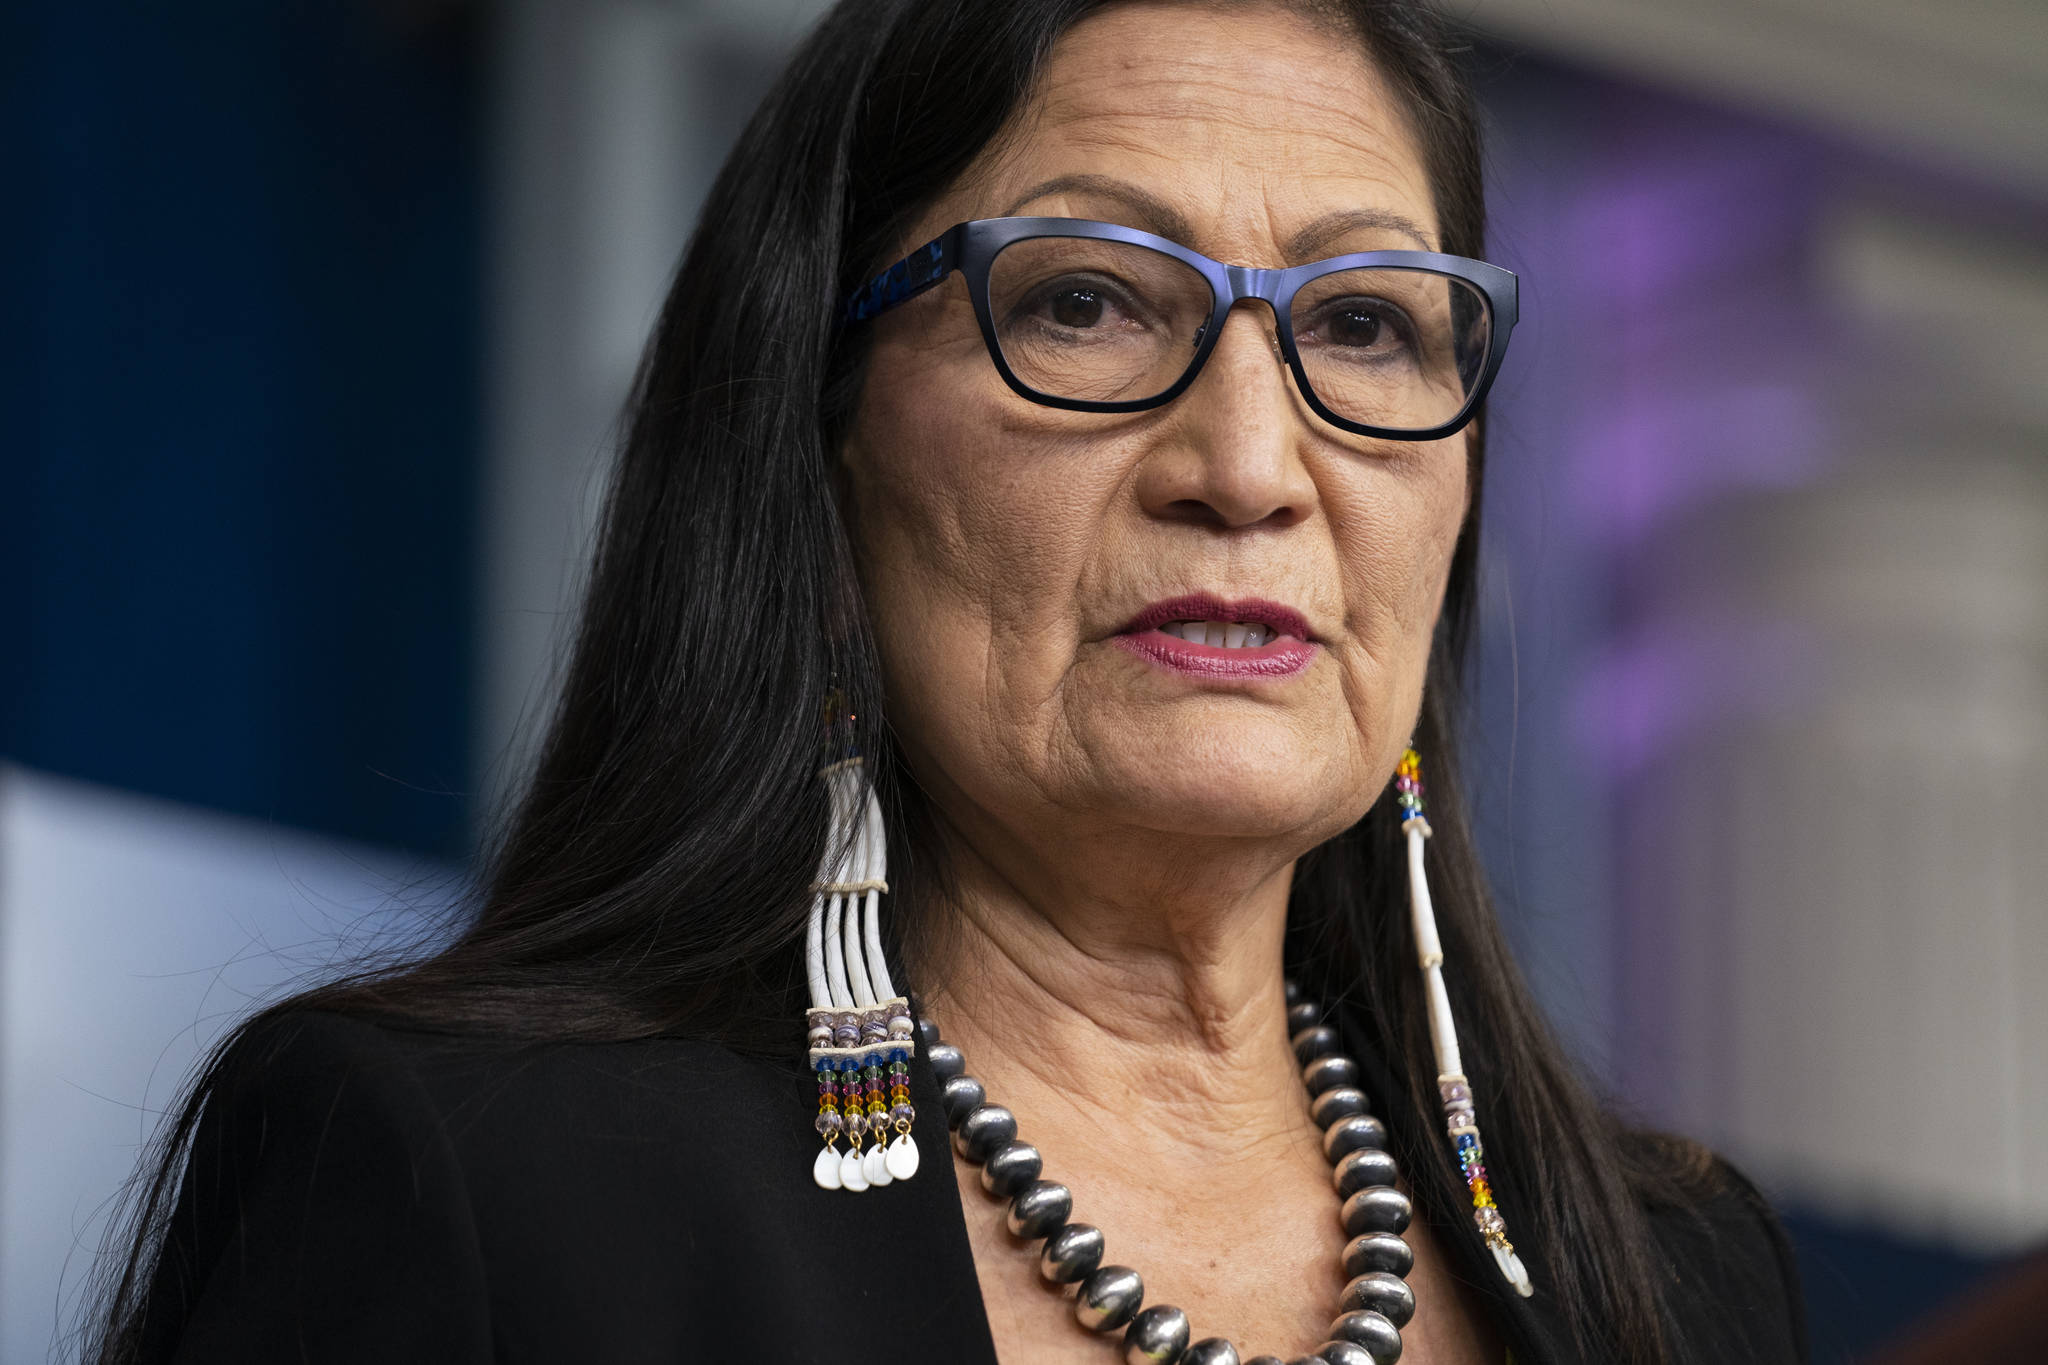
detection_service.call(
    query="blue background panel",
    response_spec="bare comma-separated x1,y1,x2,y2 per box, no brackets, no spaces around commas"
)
3,0,482,857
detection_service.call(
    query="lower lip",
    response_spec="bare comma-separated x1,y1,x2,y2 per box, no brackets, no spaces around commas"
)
1113,629,1318,679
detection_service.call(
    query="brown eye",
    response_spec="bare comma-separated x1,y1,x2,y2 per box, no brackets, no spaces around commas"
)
1327,307,1385,348
1049,288,1106,328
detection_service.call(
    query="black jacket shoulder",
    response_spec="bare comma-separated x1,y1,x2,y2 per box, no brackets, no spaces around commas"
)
135,1008,998,1365
137,1011,496,1361
134,1009,1806,1365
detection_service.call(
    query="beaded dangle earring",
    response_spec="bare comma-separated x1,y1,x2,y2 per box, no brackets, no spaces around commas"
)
803,698,920,1193
1396,746,1534,1297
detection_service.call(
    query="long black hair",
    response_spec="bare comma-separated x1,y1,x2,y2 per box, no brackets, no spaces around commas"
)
84,2,1716,1361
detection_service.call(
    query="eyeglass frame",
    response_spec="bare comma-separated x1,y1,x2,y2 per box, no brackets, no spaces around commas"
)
841,216,1518,442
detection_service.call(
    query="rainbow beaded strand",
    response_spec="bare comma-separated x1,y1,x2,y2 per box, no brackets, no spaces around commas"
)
1394,747,1428,829
808,1001,921,1190
1397,746,1534,1296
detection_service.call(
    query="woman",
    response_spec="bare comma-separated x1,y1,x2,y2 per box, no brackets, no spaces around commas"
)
85,1,1807,1362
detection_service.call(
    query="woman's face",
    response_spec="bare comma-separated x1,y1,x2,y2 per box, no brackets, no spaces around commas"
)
841,1,1468,870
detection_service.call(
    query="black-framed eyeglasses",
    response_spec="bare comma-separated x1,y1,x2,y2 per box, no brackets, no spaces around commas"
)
842,217,1518,441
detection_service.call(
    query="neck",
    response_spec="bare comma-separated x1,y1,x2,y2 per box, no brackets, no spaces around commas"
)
912,820,1313,1169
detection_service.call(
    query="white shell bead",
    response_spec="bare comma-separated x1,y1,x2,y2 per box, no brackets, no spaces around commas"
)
1494,1244,1533,1297
839,1148,870,1191
812,1146,842,1190
886,1133,920,1180
863,1144,892,1186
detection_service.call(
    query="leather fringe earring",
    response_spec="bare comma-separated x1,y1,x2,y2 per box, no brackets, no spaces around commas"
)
1396,746,1534,1297
804,698,920,1192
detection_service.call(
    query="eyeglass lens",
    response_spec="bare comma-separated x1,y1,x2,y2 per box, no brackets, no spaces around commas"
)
986,236,1491,432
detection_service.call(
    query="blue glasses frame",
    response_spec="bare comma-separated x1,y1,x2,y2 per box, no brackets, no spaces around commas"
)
842,216,1518,441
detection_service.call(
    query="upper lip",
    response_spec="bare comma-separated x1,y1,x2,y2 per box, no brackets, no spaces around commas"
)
1118,594,1314,642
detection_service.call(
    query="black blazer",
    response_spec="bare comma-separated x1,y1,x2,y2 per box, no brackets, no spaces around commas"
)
133,1004,1806,1364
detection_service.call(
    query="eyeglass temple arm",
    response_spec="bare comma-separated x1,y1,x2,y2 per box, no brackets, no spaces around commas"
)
841,227,962,325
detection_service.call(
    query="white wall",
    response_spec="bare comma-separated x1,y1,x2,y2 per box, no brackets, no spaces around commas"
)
0,769,452,1365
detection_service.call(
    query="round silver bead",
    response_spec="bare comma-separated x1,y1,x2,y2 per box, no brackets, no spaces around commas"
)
1039,1222,1105,1284
1309,1086,1370,1129
981,1141,1042,1197
1342,1233,1414,1279
927,1042,966,1081
1340,1186,1413,1237
955,1104,1017,1161
1322,1114,1389,1163
1291,1025,1341,1064
1327,1310,1402,1362
1284,1356,1330,1365
1006,1180,1072,1239
915,1016,941,1048
940,1075,985,1126
1333,1147,1400,1199
1283,978,1302,1005
1303,1054,1362,1096
1286,1001,1320,1033
1183,1339,1241,1365
1244,1355,1288,1365
1316,1342,1380,1365
1123,1304,1192,1364
1340,1272,1415,1328
1075,1265,1145,1332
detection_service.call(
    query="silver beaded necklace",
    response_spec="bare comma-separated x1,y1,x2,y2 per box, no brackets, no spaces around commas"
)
920,978,1417,1365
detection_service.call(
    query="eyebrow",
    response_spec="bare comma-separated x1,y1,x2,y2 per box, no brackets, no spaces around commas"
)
1286,207,1438,258
997,172,1439,260
999,174,1196,245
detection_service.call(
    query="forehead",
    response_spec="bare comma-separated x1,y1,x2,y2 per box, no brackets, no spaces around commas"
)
939,0,1440,261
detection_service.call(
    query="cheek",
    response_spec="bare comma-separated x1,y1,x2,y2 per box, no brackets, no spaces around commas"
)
841,355,1124,731
1326,443,1468,674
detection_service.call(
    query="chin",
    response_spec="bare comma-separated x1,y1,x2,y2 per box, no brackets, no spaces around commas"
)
1091,735,1361,845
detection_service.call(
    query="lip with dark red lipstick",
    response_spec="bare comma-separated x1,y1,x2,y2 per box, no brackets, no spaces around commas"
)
1112,593,1319,679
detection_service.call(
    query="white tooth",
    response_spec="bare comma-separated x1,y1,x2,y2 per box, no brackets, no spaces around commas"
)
1202,622,1226,647
1244,624,1269,648
1163,622,1190,640
1225,623,1249,648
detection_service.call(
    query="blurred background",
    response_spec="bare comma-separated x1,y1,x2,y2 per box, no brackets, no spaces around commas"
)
3,0,2044,1360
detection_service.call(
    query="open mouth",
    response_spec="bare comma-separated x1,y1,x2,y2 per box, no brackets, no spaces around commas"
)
1153,619,1283,649
1112,595,1318,679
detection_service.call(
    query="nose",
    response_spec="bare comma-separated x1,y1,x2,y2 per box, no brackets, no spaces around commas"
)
1132,301,1316,531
